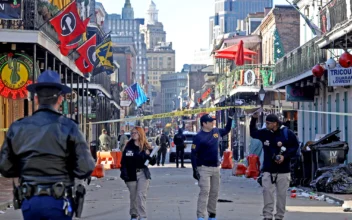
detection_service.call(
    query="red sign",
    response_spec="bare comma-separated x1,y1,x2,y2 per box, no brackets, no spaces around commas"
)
201,88,212,100
0,53,37,99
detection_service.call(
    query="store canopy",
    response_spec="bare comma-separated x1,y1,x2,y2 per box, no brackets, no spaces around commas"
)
216,44,257,55
214,53,254,61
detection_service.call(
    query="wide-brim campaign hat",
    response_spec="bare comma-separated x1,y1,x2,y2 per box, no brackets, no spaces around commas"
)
27,70,72,94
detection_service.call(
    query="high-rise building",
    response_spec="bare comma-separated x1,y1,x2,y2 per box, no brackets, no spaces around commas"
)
140,1,175,114
209,0,273,45
106,0,148,86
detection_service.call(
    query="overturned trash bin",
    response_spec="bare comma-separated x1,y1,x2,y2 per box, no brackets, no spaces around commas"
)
310,130,349,179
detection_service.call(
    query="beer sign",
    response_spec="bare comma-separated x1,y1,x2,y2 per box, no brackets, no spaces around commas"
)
0,53,38,100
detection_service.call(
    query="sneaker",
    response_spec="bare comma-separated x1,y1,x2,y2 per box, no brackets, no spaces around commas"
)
208,218,216,220
197,218,205,220
181,166,186,168
157,164,160,166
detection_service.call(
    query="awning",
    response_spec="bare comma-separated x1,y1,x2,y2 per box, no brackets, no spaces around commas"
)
0,29,86,77
214,96,225,105
110,100,121,110
272,70,312,89
229,86,284,96
216,44,257,55
214,53,254,61
316,19,352,49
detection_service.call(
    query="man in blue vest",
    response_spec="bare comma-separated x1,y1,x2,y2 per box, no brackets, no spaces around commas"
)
0,70,95,220
191,112,233,220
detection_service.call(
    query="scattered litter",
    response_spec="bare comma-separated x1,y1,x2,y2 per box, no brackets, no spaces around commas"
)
326,198,335,204
343,208,352,212
107,177,117,181
91,177,97,181
218,199,233,203
96,185,102,188
0,211,5,214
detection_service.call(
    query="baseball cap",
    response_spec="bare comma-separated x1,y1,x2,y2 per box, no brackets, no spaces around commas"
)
200,114,216,125
266,114,280,123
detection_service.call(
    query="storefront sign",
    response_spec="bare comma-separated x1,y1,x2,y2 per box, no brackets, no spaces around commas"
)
286,85,315,102
328,67,352,86
201,88,211,100
244,70,256,85
120,100,132,107
0,52,37,99
0,0,22,20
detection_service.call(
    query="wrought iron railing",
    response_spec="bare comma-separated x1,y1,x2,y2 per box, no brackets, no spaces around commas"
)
91,73,111,95
0,0,79,61
320,0,348,33
274,37,326,83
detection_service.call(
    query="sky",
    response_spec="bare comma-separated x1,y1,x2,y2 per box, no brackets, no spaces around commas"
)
99,0,290,72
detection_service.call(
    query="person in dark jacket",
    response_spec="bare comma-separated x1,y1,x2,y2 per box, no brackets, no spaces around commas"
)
250,113,299,220
0,70,95,220
155,131,170,166
120,126,156,220
191,112,233,220
173,128,186,168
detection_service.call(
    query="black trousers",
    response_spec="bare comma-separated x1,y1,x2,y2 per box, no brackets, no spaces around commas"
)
157,147,167,165
176,146,185,167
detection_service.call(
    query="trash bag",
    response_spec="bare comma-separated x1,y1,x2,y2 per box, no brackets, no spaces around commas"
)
310,163,352,194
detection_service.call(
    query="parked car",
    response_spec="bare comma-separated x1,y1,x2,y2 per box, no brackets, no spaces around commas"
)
235,99,245,106
169,131,197,163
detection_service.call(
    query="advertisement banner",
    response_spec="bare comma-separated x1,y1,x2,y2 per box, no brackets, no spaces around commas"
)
0,0,22,20
328,67,352,86
286,85,315,102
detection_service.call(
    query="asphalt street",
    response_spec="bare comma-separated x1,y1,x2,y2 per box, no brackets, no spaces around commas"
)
0,161,351,220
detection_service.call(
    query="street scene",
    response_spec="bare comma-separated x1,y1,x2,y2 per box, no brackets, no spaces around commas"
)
2,0,352,220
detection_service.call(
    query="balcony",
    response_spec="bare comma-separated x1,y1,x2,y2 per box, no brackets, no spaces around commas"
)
91,73,112,96
320,0,348,34
274,37,326,84
0,0,81,71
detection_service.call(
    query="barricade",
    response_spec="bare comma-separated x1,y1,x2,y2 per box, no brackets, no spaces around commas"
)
221,150,233,169
91,164,105,178
97,151,122,169
245,154,260,179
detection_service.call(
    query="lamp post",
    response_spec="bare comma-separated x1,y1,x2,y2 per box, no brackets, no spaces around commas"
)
258,85,266,127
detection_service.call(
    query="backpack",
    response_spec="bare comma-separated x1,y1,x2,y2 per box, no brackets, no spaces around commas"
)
160,135,168,145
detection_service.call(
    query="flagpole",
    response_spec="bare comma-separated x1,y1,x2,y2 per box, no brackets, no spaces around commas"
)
38,0,76,30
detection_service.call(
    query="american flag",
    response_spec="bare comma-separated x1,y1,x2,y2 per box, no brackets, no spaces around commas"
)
125,83,138,101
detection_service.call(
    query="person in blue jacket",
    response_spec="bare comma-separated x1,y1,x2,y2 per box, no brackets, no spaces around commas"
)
250,113,299,220
191,112,233,220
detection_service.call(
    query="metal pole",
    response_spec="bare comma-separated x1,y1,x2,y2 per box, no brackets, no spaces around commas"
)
45,51,48,71
86,80,89,136
77,76,80,125
260,84,264,127
53,58,56,71
70,73,73,119
32,44,37,113
81,77,84,132
64,67,67,116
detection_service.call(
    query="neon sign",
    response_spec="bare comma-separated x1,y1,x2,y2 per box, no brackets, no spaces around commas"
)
0,53,38,100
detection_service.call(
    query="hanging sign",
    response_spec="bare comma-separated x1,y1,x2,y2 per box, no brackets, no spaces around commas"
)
0,0,23,20
286,85,315,102
0,52,37,99
328,67,352,86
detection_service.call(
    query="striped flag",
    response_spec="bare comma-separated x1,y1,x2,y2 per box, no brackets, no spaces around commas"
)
125,83,138,101
125,83,147,106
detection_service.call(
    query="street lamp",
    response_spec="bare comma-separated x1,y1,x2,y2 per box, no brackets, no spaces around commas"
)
258,85,266,127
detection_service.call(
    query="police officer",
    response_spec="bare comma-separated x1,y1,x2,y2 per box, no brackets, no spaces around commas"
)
173,128,186,168
191,112,233,220
155,131,170,166
0,70,95,220
250,113,299,220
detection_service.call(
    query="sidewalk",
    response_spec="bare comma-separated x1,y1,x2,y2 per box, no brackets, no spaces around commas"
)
0,177,13,210
298,186,352,207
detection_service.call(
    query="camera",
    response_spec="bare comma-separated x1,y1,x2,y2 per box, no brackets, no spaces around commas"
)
273,146,287,162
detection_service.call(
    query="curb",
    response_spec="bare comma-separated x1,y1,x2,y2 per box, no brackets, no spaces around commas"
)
0,200,11,211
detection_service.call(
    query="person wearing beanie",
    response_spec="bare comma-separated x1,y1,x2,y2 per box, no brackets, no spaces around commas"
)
250,113,299,220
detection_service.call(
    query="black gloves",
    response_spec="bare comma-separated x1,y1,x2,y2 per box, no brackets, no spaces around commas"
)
149,155,157,166
193,169,200,181
228,108,235,118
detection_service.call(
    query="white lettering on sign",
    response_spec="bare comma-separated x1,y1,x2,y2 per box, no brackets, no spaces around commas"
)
244,70,256,85
0,4,4,10
329,151,337,164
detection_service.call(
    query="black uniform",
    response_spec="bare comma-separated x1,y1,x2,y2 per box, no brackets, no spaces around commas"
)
173,129,186,168
156,134,170,166
0,106,95,219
